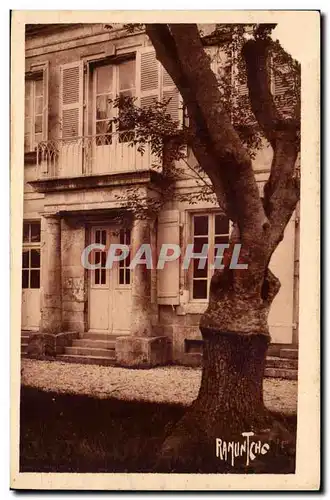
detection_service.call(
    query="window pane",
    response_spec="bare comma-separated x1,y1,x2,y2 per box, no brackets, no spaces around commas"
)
94,251,101,264
95,268,100,285
101,252,106,268
30,222,41,242
193,237,208,254
101,230,107,246
125,269,130,285
96,94,112,120
95,230,100,244
96,65,113,94
35,96,43,114
193,280,208,299
30,270,40,289
35,79,43,97
23,223,30,242
215,235,229,246
30,249,40,268
22,250,29,269
35,115,42,133
194,216,208,236
119,60,136,91
34,133,42,146
101,269,106,285
96,121,112,145
193,258,208,278
22,270,29,289
215,215,229,235
119,268,125,285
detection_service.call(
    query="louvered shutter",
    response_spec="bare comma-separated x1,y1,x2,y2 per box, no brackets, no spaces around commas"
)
274,63,295,118
59,61,84,176
60,61,84,139
157,210,180,305
161,66,181,125
137,47,160,109
42,61,49,141
268,214,296,343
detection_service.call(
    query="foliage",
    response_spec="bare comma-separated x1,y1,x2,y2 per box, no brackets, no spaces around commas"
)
103,23,300,220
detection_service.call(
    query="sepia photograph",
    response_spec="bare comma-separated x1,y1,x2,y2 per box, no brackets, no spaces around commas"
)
10,10,320,490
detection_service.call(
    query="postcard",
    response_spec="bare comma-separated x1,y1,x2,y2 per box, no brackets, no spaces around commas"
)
10,10,320,490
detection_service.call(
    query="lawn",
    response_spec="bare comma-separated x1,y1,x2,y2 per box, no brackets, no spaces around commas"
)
20,386,297,474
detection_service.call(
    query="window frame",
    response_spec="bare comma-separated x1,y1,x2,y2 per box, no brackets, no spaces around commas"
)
22,221,41,290
24,61,49,156
189,211,230,302
91,56,136,145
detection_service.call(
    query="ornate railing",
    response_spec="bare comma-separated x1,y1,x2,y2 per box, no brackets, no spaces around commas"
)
36,131,160,179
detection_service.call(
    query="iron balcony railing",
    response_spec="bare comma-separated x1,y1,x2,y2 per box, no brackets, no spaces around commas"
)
36,130,161,179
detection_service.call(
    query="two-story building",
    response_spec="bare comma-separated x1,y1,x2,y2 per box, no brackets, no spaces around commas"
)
22,23,300,373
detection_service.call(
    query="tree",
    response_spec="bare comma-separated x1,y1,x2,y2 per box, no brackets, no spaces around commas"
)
108,22,300,472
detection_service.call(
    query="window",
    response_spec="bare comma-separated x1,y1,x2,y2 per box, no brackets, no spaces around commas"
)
25,77,44,152
119,228,131,285
93,229,107,286
94,59,136,145
191,213,230,300
22,222,41,289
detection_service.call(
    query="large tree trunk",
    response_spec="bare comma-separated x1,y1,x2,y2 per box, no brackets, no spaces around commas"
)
156,272,296,473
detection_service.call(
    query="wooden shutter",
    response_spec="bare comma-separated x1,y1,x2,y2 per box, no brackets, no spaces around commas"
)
268,214,296,343
137,47,160,109
273,63,295,118
42,61,49,141
161,66,181,125
157,210,180,305
60,61,84,139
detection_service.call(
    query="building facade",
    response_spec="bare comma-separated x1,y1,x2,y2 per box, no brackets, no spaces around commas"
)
22,23,300,367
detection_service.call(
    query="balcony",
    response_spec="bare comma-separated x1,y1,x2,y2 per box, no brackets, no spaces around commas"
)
36,130,160,180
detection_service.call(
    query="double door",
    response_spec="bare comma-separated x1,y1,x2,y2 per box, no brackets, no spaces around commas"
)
88,226,132,334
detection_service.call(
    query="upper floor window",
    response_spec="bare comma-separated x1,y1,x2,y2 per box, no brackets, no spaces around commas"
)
191,213,230,300
25,77,44,152
25,62,49,153
94,59,136,145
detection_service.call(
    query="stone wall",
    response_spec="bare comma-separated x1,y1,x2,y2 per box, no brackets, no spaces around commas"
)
61,219,87,333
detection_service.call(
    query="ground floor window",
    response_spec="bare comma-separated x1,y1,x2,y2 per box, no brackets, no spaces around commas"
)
22,221,41,289
191,212,229,300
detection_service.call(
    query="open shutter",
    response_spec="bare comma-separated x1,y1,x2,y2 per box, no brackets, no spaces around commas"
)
60,61,84,139
161,66,182,125
157,210,180,305
42,61,49,141
137,47,160,109
268,214,296,343
273,63,295,118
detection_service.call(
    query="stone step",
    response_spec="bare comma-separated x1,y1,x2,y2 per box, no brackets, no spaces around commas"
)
80,332,119,341
266,356,298,370
264,367,298,380
72,339,116,349
57,354,116,367
280,348,298,359
64,346,115,358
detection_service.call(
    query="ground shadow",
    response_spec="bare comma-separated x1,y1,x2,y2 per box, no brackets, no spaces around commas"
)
20,386,296,473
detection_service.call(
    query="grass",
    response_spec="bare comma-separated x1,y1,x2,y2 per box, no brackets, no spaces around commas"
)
20,386,297,474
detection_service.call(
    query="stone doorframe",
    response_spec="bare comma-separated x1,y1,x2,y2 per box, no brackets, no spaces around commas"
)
39,210,169,367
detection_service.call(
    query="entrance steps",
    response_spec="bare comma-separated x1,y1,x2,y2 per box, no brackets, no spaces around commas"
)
56,333,117,366
185,342,298,380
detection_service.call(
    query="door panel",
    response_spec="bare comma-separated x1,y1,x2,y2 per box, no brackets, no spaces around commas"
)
88,226,132,334
21,289,40,330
